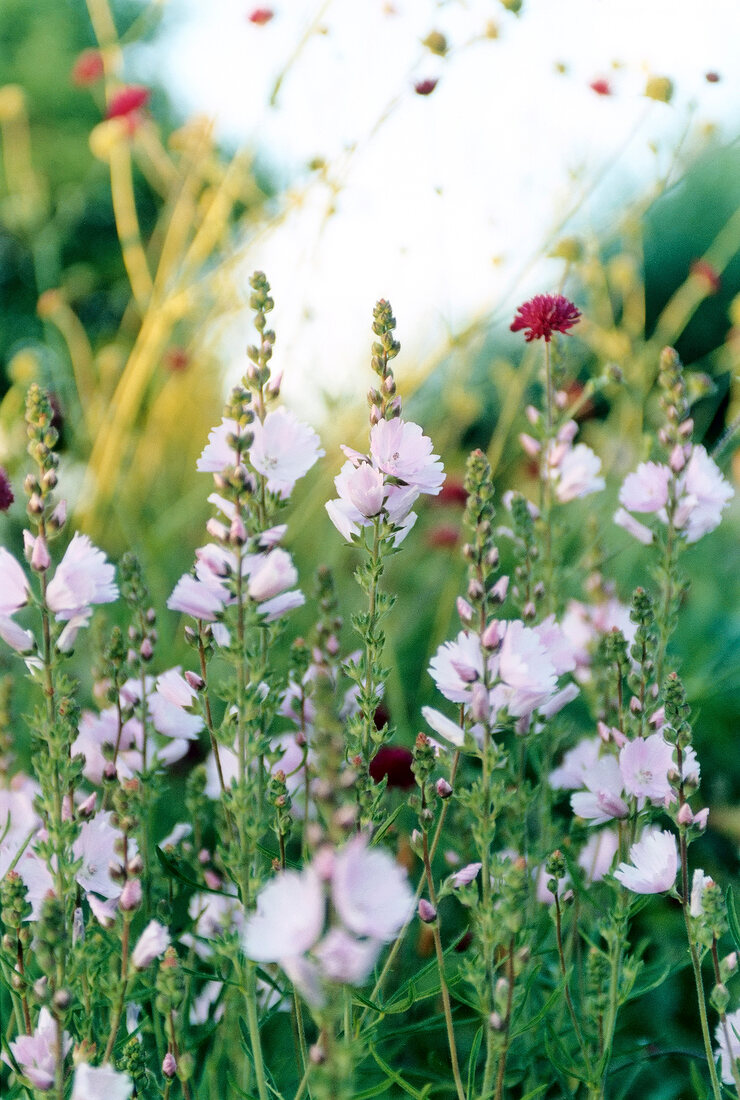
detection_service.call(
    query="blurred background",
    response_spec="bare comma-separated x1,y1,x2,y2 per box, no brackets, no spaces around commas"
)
2,2,740,1090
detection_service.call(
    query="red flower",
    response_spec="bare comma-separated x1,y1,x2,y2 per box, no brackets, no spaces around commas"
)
0,467,13,512
436,477,468,507
106,85,150,120
369,745,414,789
426,524,459,549
164,347,190,372
510,294,581,342
589,78,612,96
72,49,104,87
414,78,438,96
248,7,274,24
705,71,721,83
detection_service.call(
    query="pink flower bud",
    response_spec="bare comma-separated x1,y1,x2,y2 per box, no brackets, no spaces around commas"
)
184,670,205,692
481,619,502,649
629,696,642,713
206,518,229,542
456,597,474,623
670,444,686,472
677,802,694,826
436,778,453,799
162,1052,177,1078
203,870,221,890
120,878,142,911
230,515,247,545
519,433,540,457
418,898,437,922
490,576,509,603
693,807,709,830
31,535,50,572
51,499,67,529
77,793,97,818
470,681,489,723
525,405,539,425
679,418,694,437
140,638,154,661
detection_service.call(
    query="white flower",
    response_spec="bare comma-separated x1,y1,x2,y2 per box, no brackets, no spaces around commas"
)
131,920,170,969
331,835,414,941
243,868,325,963
715,1007,740,1085
614,828,678,894
0,547,30,615
313,929,381,985
70,1062,133,1100
428,631,484,704
678,445,734,543
690,869,714,918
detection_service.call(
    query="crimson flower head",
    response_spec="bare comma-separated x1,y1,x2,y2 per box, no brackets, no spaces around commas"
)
106,85,150,120
414,78,438,96
589,78,612,96
0,467,13,512
510,294,581,342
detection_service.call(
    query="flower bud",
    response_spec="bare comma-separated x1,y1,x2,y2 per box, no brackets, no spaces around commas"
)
163,1052,177,1078
436,778,453,799
418,899,437,923
184,670,205,692
456,597,474,623
481,619,502,649
677,802,694,826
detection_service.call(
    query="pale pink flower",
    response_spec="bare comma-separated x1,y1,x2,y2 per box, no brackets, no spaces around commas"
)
0,547,30,614
186,890,244,958
619,462,671,513
167,574,227,620
613,508,654,545
13,850,54,921
534,615,576,675
249,407,324,497
259,590,306,621
553,443,605,502
493,620,557,717
3,1006,71,1090
150,669,204,741
331,835,415,941
337,461,386,517
73,812,129,900
72,709,142,784
614,828,678,893
46,534,118,620
0,614,34,653
196,417,244,472
369,418,444,495
577,829,619,882
428,631,484,704
678,445,733,542
131,920,170,968
247,548,297,601
538,682,580,718
421,705,465,747
70,1062,133,1100
549,736,604,790
570,756,628,825
450,862,482,888
314,928,381,985
619,734,674,801
715,1007,740,1084
243,868,324,962
682,745,701,785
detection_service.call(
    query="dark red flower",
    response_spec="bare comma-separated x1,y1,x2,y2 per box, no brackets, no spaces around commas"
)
705,71,721,83
0,467,13,512
589,78,612,96
414,78,438,96
436,477,468,507
426,524,459,549
248,7,274,24
106,85,150,120
369,745,415,789
690,259,720,294
510,294,581,342
72,49,105,87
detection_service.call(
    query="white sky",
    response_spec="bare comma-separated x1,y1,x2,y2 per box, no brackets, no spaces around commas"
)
149,0,740,418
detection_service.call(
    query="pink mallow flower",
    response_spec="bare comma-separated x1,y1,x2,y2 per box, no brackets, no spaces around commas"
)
331,835,415,941
243,867,325,963
619,734,675,801
552,443,605,503
678,445,734,542
549,736,602,790
45,534,118,621
577,829,619,883
618,462,671,513
70,1062,133,1100
0,547,30,615
3,1006,71,1090
247,548,298,601
131,920,170,969
428,631,484,704
614,828,678,894
73,811,131,901
369,418,445,495
570,756,628,825
167,574,228,620
491,620,558,717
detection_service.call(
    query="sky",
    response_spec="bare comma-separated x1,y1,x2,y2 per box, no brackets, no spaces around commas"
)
145,0,740,416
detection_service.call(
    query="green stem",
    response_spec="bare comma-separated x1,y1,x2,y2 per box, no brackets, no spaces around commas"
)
554,891,594,1084
104,917,131,1062
244,963,270,1100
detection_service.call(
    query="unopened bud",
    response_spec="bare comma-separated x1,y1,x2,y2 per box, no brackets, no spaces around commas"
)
418,899,437,923
677,803,694,826
481,619,502,649
436,778,453,799
140,638,154,662
489,1011,504,1031
162,1052,177,1078
456,597,474,623
31,535,50,572
184,670,205,692
490,576,509,603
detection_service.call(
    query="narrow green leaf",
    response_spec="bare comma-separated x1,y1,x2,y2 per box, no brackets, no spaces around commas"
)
727,886,740,953
155,846,231,896
370,803,405,847
466,1026,483,1100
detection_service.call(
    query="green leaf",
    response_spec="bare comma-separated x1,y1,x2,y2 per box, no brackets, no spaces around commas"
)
466,1026,483,1100
155,846,231,896
370,803,405,847
727,886,740,953
367,1044,433,1099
